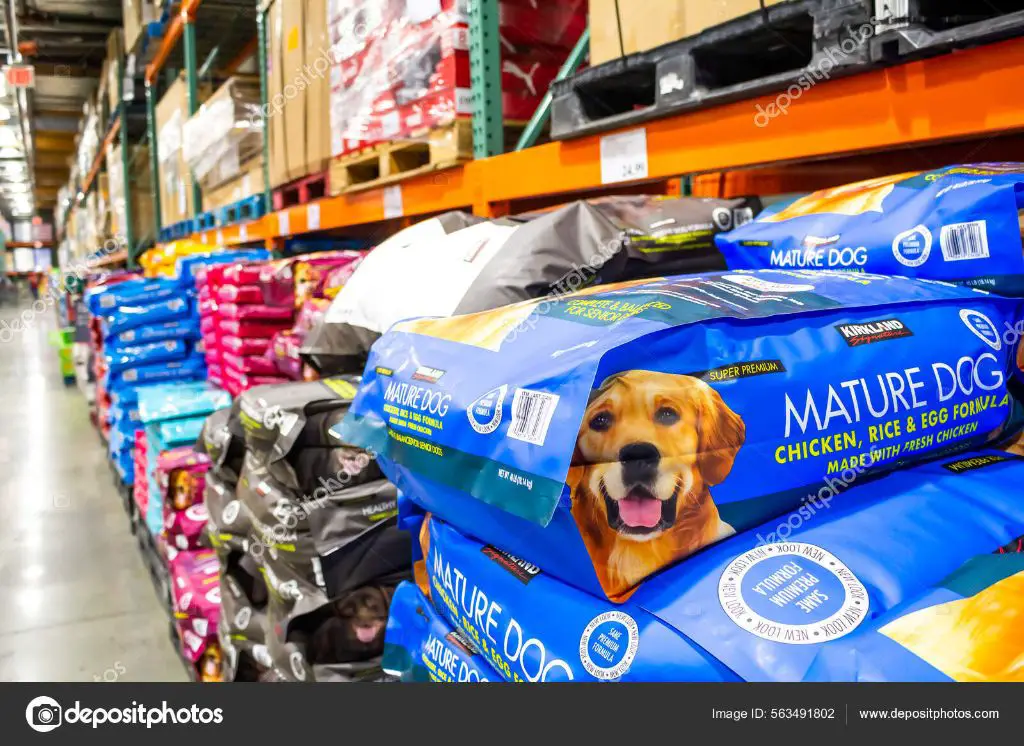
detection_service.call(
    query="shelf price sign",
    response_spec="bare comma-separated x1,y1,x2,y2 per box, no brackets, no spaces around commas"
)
600,128,648,185
4,64,35,89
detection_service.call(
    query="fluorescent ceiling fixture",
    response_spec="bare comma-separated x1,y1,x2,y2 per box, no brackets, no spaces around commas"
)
0,106,10,122
0,146,21,158
0,127,19,148
2,178,29,188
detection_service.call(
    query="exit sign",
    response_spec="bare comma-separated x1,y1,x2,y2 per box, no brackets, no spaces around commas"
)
4,64,35,88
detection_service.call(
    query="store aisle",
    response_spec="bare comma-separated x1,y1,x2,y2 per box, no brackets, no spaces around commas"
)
0,299,186,682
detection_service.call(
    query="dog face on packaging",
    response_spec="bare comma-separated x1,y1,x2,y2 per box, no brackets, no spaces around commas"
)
307,586,394,664
171,470,197,512
199,643,224,683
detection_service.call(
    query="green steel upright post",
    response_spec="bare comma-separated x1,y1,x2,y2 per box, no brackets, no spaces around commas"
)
258,6,272,208
147,81,163,237
119,53,136,266
183,19,202,216
516,29,589,151
468,0,503,159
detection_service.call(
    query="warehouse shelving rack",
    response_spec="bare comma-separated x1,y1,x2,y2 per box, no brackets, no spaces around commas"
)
130,2,1024,256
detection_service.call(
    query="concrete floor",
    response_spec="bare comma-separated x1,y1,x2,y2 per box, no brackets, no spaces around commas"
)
0,294,187,682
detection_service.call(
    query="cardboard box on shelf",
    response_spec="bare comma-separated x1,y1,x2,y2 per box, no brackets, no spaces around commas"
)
106,29,124,112
156,73,212,227
107,143,156,245
202,156,266,211
588,0,785,65
304,0,331,176
267,0,333,188
182,75,262,193
122,0,158,53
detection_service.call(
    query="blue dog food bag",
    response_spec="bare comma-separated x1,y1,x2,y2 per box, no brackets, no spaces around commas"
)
104,296,192,337
110,319,200,348
716,165,1024,294
422,449,1024,681
421,516,737,681
338,270,1024,600
384,582,499,683
86,278,181,314
806,524,1024,682
106,340,189,375
108,354,207,390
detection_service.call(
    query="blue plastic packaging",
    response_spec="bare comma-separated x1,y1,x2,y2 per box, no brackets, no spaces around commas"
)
716,165,1024,295
106,355,207,391
338,270,1024,600
384,582,500,683
106,340,189,375
108,319,200,348
87,278,181,314
103,296,192,337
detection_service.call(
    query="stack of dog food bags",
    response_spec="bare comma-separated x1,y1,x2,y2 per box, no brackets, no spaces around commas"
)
302,196,761,378
85,276,207,484
335,269,1024,682
199,404,276,681
168,547,225,682
158,447,213,553
200,259,292,394
232,379,409,682
260,252,363,381
133,430,149,517
138,382,231,541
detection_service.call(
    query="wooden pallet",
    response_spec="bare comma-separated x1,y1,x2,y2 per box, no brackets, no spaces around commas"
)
328,119,525,196
272,170,329,211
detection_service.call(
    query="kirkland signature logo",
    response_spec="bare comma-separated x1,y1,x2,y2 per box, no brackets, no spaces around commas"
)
835,319,913,346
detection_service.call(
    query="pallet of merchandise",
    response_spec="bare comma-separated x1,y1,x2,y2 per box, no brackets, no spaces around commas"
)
327,118,525,196
871,2,1024,64
549,0,877,140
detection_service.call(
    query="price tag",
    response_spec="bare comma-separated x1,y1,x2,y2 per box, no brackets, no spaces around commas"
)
307,203,321,231
383,186,403,219
200,232,207,243
240,224,249,242
216,230,224,245
600,128,648,185
277,211,290,236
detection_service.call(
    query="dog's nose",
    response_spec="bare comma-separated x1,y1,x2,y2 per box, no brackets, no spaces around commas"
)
619,442,661,484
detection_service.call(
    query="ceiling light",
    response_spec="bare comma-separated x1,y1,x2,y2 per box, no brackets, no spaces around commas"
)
0,146,21,158
3,183,29,192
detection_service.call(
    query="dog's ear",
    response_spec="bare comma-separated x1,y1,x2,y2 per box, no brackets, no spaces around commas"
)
696,383,745,486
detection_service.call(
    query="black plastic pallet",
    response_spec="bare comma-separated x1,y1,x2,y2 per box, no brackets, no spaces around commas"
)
871,1,1024,64
551,0,875,140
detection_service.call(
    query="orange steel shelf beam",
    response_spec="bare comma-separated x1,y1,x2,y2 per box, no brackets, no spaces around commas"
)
168,37,1024,247
81,117,121,196
145,0,204,85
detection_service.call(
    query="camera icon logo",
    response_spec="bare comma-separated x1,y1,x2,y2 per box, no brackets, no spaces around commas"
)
25,696,62,733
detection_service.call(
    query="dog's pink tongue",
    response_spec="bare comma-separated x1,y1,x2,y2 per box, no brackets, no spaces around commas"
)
619,495,662,528
355,621,383,644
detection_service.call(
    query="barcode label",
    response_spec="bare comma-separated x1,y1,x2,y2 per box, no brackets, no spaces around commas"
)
508,389,559,446
940,221,990,262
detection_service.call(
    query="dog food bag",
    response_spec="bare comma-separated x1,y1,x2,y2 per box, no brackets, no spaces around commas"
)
103,296,193,337
218,317,294,338
165,502,211,551
216,284,264,304
199,406,246,484
138,382,232,425
110,319,200,348
716,165,1024,295
159,417,209,450
421,516,737,682
384,581,498,683
106,339,189,376
299,211,486,376
218,559,270,680
217,302,295,322
107,354,207,391
457,195,761,315
426,449,1024,681
338,270,1024,600
86,277,181,314
222,335,272,357
221,351,280,377
259,251,364,309
806,530,1024,682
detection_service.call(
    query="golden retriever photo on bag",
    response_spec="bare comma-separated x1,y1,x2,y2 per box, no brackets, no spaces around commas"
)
568,371,746,600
